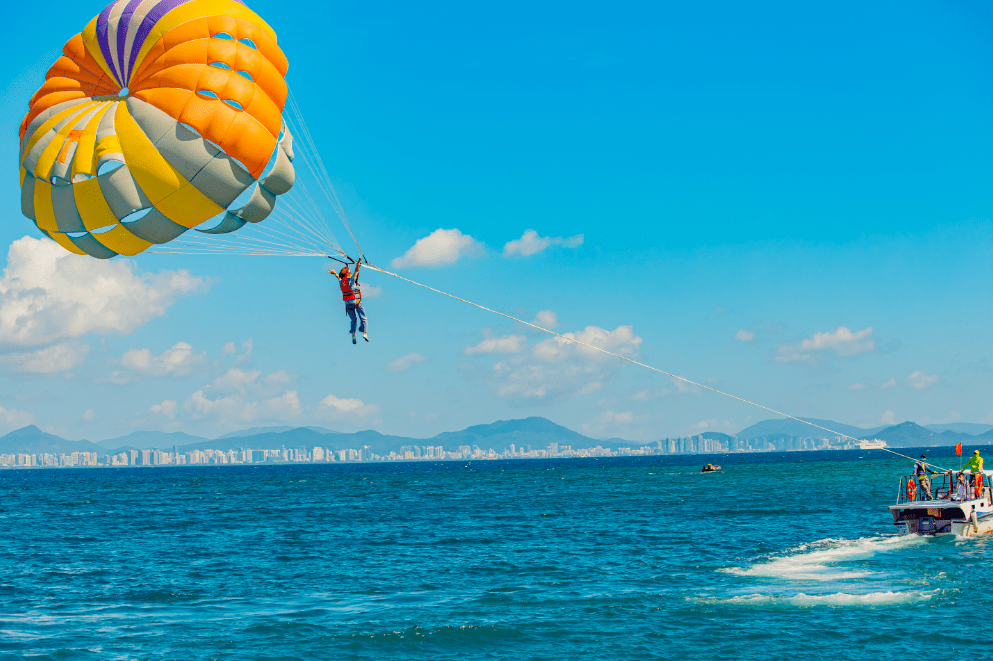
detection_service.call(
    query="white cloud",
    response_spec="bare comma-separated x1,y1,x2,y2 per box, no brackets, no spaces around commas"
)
847,383,867,391
881,410,897,425
315,394,380,422
109,342,207,384
184,389,302,427
0,236,208,347
734,329,755,342
361,285,383,298
221,338,253,363
3,342,89,374
212,368,262,393
0,404,34,431
502,229,584,258
532,310,559,329
209,367,295,396
774,326,875,363
390,228,486,268
465,334,528,355
907,370,939,389
150,399,177,419
880,377,897,390
472,324,642,403
83,409,96,421
387,353,428,373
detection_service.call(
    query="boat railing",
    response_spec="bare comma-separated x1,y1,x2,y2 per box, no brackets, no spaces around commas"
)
897,472,992,505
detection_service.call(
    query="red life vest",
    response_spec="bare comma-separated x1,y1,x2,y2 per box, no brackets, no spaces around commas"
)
339,275,358,301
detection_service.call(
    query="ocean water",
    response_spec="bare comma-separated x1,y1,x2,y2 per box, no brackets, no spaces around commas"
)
1,449,990,660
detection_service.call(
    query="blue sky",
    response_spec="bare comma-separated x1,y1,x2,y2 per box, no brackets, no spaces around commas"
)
1,0,990,442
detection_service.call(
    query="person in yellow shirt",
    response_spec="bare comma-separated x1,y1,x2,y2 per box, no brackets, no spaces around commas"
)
964,450,984,474
963,450,984,498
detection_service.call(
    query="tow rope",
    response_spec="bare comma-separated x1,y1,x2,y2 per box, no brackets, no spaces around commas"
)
365,262,954,472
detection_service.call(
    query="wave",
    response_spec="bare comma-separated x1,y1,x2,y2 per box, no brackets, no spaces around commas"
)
720,534,924,581
694,590,934,608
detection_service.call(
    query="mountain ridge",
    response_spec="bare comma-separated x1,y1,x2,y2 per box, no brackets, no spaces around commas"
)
3,416,992,458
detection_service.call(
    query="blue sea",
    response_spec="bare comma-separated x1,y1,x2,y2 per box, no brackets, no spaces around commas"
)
1,449,988,660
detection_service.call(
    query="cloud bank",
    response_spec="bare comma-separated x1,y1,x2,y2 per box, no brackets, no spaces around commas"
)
391,229,486,268
503,230,584,257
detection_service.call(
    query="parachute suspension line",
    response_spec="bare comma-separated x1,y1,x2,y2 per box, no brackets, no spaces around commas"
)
286,88,364,258
280,181,344,255
266,198,339,254
364,263,949,471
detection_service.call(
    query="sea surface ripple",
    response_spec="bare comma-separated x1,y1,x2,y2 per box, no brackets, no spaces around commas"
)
1,450,990,660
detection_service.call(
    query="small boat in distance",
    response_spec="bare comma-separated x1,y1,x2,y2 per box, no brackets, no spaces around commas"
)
891,470,993,536
859,439,887,450
701,464,721,473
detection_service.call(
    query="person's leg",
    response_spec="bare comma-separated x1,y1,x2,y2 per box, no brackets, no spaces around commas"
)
356,302,367,333
346,304,357,334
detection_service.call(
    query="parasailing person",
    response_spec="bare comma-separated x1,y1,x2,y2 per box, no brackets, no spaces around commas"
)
329,261,368,344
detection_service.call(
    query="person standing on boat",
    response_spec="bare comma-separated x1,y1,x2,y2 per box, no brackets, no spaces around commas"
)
963,450,984,494
913,454,933,500
964,450,984,474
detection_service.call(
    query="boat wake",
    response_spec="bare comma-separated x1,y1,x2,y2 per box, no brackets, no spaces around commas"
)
721,535,924,581
708,535,932,608
694,589,935,608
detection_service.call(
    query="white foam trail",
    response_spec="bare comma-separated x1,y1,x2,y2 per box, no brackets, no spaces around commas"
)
721,535,925,581
696,590,934,607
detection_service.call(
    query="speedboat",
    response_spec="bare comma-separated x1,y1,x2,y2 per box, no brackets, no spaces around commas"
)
701,464,721,473
890,470,993,536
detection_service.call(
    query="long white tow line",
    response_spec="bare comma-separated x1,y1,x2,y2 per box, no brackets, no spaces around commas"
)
362,261,954,473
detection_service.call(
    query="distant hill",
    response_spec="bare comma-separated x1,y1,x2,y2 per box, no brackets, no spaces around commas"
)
176,427,414,455
861,421,944,447
926,423,993,436
217,426,340,440
701,432,736,443
0,426,108,456
736,417,885,440
217,426,295,439
431,417,595,450
7,417,991,460
97,430,209,450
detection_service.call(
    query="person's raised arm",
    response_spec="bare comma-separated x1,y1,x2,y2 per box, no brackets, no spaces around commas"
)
328,267,338,278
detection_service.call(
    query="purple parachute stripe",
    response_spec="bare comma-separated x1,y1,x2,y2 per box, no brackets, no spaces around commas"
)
95,2,123,86
124,0,191,82
116,0,144,82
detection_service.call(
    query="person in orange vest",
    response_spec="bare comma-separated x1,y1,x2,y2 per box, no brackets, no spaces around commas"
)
328,262,368,344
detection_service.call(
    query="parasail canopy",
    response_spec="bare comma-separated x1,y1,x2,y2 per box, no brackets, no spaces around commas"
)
19,0,296,259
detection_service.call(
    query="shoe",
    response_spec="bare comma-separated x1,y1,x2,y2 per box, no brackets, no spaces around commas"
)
352,334,357,344
363,332,369,342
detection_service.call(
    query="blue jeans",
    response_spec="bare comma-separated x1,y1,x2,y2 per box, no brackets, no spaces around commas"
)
345,301,367,334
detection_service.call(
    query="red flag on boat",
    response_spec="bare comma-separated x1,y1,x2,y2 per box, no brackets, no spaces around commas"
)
955,442,963,455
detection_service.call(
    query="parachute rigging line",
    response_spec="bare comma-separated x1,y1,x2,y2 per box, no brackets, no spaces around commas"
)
286,89,364,259
363,262,949,472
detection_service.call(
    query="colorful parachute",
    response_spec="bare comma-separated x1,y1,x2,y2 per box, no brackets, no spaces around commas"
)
18,0,294,259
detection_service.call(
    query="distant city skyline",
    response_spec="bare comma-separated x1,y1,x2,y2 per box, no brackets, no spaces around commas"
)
4,412,991,470
0,432,861,470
